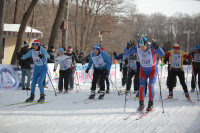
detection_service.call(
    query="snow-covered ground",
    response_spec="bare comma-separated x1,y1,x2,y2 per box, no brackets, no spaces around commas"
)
0,74,200,133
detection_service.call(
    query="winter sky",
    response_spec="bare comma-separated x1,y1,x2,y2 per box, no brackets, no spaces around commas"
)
130,0,200,16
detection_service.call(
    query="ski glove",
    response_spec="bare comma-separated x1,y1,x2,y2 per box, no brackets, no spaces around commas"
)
85,68,90,73
38,54,44,59
152,42,159,49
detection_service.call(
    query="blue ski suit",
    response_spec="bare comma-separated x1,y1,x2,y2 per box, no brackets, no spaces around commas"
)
21,47,49,94
130,44,164,102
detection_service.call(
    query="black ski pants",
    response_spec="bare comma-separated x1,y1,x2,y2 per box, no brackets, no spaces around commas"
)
168,70,188,93
58,69,70,91
91,68,107,91
166,64,177,88
191,69,200,90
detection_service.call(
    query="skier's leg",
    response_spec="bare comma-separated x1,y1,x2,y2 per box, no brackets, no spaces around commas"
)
30,68,40,94
127,70,134,92
64,69,70,92
58,70,64,92
21,69,26,89
139,67,147,102
26,69,31,89
177,71,189,94
168,71,176,98
191,70,197,91
38,68,47,94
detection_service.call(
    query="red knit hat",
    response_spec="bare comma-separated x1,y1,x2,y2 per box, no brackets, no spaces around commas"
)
67,46,72,52
32,40,40,46
100,47,105,51
173,44,180,50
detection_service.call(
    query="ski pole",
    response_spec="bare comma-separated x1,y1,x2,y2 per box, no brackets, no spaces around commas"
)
40,58,57,96
158,72,164,113
109,78,121,95
191,64,200,101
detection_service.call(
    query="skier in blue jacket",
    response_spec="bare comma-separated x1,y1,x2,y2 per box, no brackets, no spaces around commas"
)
85,44,112,99
21,40,50,102
130,37,165,112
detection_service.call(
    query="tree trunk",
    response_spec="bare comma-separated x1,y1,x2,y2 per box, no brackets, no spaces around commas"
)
74,0,78,50
11,0,39,65
0,0,6,64
13,0,19,24
62,0,69,48
48,0,66,49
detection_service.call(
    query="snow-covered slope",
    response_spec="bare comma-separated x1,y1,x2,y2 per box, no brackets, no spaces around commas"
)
0,75,200,133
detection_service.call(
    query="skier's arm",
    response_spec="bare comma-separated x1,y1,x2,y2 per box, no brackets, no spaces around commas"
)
41,48,50,59
130,45,137,55
21,49,32,60
54,57,59,70
183,52,192,60
105,53,112,71
164,51,171,58
87,54,93,70
115,53,123,60
155,47,165,57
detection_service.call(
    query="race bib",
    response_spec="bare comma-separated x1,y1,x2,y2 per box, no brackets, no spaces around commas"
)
32,50,43,66
129,60,137,70
59,58,71,70
138,48,153,67
171,54,181,68
91,54,106,67
194,53,200,62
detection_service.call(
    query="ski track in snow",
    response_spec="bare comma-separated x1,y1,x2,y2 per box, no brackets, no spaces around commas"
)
0,74,200,133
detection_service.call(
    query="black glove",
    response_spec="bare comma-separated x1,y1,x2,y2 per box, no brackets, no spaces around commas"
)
38,54,44,59
113,52,117,56
85,68,89,73
152,42,159,49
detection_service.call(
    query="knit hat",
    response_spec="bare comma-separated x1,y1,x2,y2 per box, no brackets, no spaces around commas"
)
32,40,40,46
194,45,200,50
67,46,72,52
43,45,48,48
100,47,105,51
51,46,55,49
173,44,180,50
93,44,100,51
138,36,147,47
58,48,64,54
24,41,29,47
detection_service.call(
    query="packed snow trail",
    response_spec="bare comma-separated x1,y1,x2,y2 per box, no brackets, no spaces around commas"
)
0,79,200,133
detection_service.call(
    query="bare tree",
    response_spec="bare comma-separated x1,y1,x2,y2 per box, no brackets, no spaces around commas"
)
13,0,19,24
0,0,6,64
11,0,39,65
48,0,66,49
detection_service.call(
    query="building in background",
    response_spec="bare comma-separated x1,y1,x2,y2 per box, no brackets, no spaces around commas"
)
2,24,43,64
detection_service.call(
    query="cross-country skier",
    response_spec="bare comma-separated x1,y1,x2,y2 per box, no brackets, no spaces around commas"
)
122,42,132,87
21,40,50,102
130,37,165,112
85,44,112,99
164,44,192,99
189,45,200,92
100,47,110,94
126,54,137,93
54,48,72,93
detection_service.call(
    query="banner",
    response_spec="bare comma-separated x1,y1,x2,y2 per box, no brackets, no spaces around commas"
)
0,63,193,91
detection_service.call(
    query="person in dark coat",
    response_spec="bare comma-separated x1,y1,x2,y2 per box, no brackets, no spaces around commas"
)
17,41,32,90
47,46,56,63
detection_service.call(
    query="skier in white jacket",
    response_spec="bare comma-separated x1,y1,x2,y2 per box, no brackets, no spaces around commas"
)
54,48,72,93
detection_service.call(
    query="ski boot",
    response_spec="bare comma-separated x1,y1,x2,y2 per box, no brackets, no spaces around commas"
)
191,88,195,92
146,101,153,112
106,89,110,94
133,91,137,94
63,90,68,94
89,91,95,99
25,93,35,102
125,90,130,94
185,92,190,99
137,101,144,111
136,92,139,98
38,94,45,103
98,91,105,99
26,88,31,90
167,91,173,99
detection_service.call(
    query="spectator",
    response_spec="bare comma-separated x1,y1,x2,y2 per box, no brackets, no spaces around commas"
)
76,51,86,65
17,41,32,90
47,46,56,63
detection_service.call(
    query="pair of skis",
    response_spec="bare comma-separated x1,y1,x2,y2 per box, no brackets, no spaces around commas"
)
124,110,154,121
73,98,101,104
4,101,51,107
